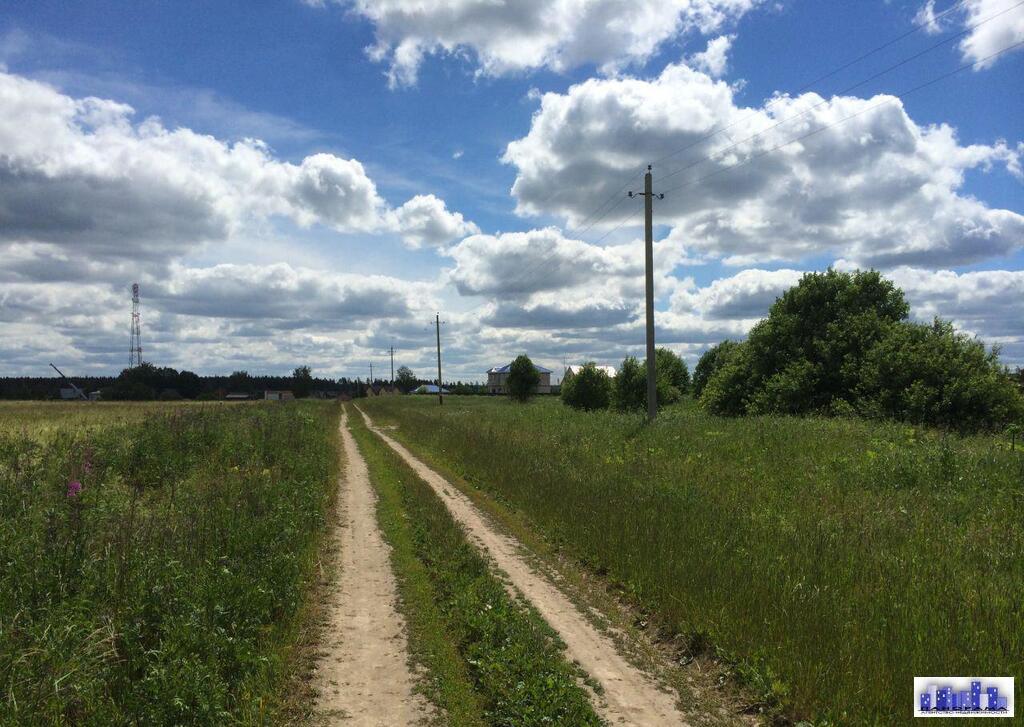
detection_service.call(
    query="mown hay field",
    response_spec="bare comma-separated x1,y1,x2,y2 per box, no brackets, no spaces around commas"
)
0,400,337,725
361,395,1024,724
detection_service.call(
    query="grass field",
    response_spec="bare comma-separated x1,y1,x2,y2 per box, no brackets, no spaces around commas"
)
0,401,337,725
0,401,237,436
361,395,1024,724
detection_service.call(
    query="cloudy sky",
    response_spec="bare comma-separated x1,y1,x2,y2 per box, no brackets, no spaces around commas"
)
1,0,1022,382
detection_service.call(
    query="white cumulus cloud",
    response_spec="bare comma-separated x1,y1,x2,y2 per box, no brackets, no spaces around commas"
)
335,0,763,87
959,0,1024,68
0,70,476,271
503,62,1024,268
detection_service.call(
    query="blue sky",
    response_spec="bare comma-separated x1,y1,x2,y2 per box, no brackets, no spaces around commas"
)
1,0,1022,380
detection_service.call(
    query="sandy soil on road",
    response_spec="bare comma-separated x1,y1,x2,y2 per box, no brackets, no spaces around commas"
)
312,409,431,726
358,407,690,727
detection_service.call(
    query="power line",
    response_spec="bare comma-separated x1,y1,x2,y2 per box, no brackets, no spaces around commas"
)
550,2,979,244
647,0,978,176
508,0,989,255
657,0,1024,187
482,3,1020,305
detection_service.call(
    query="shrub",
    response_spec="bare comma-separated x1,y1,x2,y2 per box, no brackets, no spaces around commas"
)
699,269,1024,431
655,348,690,394
857,318,1024,431
612,356,679,411
561,363,611,411
693,340,739,398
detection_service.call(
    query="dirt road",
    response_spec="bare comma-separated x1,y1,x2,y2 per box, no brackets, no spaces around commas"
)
358,407,690,727
313,409,431,726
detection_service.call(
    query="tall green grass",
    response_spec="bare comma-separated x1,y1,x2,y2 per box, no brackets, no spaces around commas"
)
362,396,1024,724
0,402,337,725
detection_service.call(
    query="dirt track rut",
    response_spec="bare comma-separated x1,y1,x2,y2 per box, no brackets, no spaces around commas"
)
313,409,430,726
358,407,690,727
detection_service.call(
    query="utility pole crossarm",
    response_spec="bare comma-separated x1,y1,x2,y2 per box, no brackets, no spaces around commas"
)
628,165,664,422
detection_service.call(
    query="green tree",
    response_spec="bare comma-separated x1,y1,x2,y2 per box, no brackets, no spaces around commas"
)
228,370,254,394
507,355,540,402
857,319,1024,431
655,347,690,394
612,356,679,411
692,340,739,398
561,363,611,411
703,269,908,416
292,366,313,398
395,365,417,393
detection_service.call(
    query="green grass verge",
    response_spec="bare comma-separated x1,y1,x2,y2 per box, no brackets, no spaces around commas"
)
0,401,338,725
347,407,601,727
361,395,1024,725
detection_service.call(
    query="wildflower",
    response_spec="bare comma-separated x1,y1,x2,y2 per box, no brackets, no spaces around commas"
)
67,480,83,498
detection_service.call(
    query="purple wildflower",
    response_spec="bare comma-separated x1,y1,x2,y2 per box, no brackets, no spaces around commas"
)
67,480,83,498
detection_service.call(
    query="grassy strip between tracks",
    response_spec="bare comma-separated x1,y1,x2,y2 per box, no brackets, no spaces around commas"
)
347,407,601,727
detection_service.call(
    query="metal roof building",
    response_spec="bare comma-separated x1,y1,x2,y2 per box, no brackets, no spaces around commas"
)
487,360,553,395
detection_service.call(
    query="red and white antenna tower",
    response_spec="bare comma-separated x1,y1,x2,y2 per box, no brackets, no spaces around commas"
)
129,283,142,367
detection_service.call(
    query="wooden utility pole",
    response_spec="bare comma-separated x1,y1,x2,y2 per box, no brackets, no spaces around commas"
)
630,165,664,422
435,313,444,406
388,346,395,384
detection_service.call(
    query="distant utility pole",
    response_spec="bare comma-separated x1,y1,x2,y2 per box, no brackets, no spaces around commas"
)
370,362,373,383
629,165,664,422
435,313,445,406
388,345,395,384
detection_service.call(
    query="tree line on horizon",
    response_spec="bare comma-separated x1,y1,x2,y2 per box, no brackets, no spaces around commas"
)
0,364,489,401
506,270,1024,433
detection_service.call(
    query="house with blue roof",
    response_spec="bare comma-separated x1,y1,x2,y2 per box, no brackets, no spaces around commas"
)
487,360,553,395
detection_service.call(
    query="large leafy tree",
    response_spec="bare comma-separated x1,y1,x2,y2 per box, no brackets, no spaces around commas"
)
292,366,313,398
561,362,611,411
612,356,680,411
701,269,1023,431
692,340,738,398
704,269,908,416
655,348,690,394
507,355,540,402
395,365,417,393
857,319,1024,430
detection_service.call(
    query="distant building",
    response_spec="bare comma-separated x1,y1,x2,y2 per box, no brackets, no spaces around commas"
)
487,361,553,395
564,364,617,381
264,390,295,401
225,392,252,401
414,384,451,395
59,387,81,400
